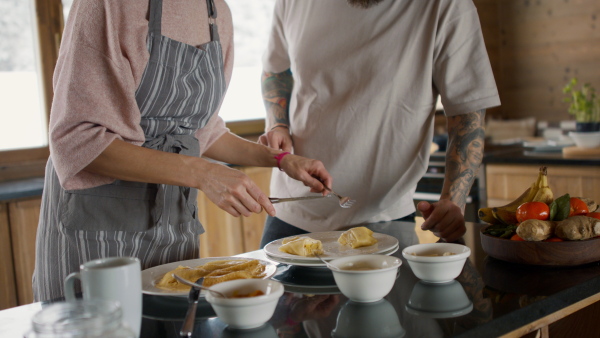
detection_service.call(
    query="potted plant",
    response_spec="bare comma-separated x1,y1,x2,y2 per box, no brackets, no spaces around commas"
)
562,78,600,132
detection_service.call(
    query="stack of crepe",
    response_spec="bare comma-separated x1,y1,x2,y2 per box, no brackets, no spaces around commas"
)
156,259,266,291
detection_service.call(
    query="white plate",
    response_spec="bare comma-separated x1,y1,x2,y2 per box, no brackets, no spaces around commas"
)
141,257,277,297
263,231,399,263
266,245,399,267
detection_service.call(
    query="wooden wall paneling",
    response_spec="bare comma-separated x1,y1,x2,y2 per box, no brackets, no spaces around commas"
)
197,190,244,258
239,167,272,252
0,203,18,310
473,0,503,119
475,0,600,123
8,198,41,305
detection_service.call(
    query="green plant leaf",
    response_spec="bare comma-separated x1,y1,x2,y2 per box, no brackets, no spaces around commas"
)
550,193,570,221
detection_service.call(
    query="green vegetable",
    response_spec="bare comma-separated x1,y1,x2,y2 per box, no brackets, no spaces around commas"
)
550,193,570,221
483,224,518,238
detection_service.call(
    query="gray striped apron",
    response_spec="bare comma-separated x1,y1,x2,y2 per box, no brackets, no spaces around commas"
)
33,0,226,302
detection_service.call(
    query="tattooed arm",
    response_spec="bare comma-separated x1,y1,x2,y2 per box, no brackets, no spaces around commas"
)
258,69,295,152
418,110,486,242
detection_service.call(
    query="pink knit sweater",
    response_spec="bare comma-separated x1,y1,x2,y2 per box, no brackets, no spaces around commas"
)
49,0,233,189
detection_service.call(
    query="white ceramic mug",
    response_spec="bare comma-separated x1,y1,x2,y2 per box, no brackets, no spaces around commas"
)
64,257,142,337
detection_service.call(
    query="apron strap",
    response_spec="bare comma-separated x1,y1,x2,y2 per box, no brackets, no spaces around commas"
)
148,0,162,37
206,0,220,42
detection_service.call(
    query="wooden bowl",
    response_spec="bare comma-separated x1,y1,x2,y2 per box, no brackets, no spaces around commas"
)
480,228,600,266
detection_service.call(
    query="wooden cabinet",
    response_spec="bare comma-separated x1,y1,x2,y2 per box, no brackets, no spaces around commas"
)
198,166,272,258
0,197,41,310
0,166,271,310
486,164,600,207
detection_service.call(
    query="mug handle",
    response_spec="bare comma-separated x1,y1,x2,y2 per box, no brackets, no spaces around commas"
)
64,272,81,302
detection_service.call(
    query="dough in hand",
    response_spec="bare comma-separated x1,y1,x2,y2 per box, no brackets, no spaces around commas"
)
338,226,378,248
278,236,324,257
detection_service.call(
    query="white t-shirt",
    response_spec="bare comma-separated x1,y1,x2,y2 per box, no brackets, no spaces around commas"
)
263,0,500,232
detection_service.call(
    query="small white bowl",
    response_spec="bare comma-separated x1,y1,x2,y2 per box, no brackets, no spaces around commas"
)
568,131,600,148
205,279,284,329
328,254,402,303
401,243,470,283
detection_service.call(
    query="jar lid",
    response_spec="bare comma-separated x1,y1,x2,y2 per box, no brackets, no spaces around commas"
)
32,299,122,336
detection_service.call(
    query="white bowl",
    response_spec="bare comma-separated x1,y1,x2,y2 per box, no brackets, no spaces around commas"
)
401,243,470,283
205,279,284,329
332,299,406,338
568,131,600,148
405,280,473,318
328,254,402,303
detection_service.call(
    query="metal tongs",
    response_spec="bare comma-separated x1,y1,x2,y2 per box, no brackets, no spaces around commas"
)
269,195,332,204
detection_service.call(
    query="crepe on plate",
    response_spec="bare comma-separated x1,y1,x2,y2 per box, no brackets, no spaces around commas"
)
156,259,266,291
338,226,378,249
278,236,324,257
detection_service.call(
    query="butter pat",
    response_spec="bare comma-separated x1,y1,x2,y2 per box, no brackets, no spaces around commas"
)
279,236,324,257
338,227,378,249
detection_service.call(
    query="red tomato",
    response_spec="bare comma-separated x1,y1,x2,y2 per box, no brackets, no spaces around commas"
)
544,237,564,242
569,198,589,217
516,202,550,223
586,212,600,220
510,234,525,241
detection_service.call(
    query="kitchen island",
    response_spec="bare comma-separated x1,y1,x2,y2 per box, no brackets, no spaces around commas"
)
2,220,600,337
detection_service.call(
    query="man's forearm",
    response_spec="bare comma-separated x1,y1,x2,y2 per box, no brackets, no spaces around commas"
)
441,109,486,211
262,69,293,127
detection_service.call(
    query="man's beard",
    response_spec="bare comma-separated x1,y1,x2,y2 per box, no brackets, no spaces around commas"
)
346,0,384,9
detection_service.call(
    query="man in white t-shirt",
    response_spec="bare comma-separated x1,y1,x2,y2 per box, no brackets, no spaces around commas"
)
258,0,500,246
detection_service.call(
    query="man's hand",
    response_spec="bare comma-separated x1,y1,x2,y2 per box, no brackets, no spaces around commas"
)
258,125,294,152
417,200,466,242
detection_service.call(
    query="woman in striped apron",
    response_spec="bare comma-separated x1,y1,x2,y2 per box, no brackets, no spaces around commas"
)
33,0,332,302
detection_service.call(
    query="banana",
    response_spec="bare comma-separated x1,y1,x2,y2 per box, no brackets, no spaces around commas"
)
485,167,550,225
478,207,501,224
531,167,554,204
492,207,519,225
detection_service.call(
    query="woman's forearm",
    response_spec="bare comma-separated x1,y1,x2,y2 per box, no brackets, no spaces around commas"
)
84,138,203,188
202,131,281,167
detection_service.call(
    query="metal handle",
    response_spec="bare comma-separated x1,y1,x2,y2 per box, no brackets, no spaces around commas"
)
269,195,330,204
180,298,198,337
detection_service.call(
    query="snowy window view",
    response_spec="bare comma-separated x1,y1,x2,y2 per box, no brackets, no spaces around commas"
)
0,0,47,151
218,0,275,122
0,0,272,151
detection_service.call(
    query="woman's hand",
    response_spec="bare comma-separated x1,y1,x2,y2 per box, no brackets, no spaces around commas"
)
278,154,332,195
196,161,276,217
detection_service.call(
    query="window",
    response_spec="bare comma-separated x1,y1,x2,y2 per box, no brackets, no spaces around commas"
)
0,0,47,152
220,0,275,134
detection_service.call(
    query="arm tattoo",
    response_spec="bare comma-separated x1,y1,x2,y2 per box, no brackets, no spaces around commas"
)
262,69,293,127
442,109,486,210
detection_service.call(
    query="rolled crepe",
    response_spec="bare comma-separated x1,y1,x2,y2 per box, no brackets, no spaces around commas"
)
338,226,378,248
278,236,324,257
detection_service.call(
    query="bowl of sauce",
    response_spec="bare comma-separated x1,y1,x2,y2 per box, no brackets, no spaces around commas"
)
327,255,402,303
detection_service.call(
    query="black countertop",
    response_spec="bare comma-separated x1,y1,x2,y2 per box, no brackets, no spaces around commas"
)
4,221,599,337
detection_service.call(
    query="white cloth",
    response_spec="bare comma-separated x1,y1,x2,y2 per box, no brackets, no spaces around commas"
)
263,0,500,232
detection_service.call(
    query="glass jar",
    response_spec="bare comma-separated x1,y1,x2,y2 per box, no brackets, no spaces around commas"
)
26,299,135,338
